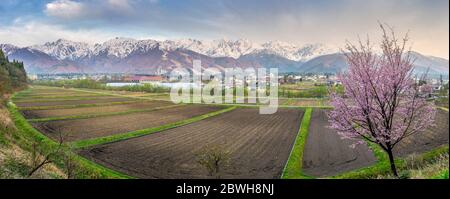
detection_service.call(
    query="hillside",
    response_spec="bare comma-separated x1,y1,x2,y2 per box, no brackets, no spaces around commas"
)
0,50,27,97
0,49,65,178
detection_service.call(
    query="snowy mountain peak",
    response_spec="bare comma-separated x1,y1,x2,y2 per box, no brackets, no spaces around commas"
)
1,40,447,75
294,43,338,62
256,41,338,62
9,37,340,61
93,37,155,58
206,38,256,58
31,39,92,60
101,37,137,45
0,44,19,56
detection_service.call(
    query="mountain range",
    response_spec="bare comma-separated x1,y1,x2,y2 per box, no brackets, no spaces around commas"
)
1,38,448,75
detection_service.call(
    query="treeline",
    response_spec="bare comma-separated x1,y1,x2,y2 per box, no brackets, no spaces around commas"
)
33,79,169,93
0,50,27,99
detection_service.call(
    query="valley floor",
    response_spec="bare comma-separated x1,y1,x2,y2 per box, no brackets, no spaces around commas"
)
1,85,448,179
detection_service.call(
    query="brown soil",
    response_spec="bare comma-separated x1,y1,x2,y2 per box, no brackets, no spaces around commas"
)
14,95,119,103
302,109,377,177
14,97,136,107
14,93,107,99
19,92,92,98
394,109,449,157
33,105,223,142
21,100,173,119
23,88,75,93
79,108,303,179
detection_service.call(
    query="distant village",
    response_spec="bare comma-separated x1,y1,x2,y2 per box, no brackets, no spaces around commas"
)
30,72,448,97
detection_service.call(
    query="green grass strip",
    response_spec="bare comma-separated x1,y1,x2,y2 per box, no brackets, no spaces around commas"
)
281,108,313,179
73,155,134,179
6,101,131,179
28,104,183,122
13,96,119,103
13,94,109,100
70,88,170,102
333,145,449,179
70,106,237,149
15,92,88,97
17,100,147,111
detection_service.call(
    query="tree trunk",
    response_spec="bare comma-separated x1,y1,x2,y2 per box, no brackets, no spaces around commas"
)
387,149,398,177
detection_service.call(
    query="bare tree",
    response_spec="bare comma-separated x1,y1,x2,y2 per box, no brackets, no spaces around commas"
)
28,132,66,177
196,144,231,178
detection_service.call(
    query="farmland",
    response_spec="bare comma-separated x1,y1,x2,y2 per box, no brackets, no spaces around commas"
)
80,108,303,179
394,109,449,157
20,101,173,119
302,109,377,177
33,105,223,142
8,86,449,179
14,97,137,108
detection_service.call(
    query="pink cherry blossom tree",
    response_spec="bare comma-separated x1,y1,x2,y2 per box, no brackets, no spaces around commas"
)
327,25,436,177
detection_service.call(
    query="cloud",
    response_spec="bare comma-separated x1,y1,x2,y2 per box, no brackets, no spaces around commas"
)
44,0,160,21
0,21,116,46
107,0,134,11
45,0,85,19
0,0,447,58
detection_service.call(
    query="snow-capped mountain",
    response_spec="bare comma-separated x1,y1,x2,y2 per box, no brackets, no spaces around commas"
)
0,44,19,56
300,52,449,75
158,39,336,61
160,39,256,59
1,38,448,75
31,39,93,60
92,37,160,58
258,41,337,62
25,37,337,62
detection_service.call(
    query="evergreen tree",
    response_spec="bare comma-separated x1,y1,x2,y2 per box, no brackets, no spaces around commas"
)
0,49,28,96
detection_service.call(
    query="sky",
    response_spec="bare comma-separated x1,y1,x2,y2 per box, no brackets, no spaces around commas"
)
0,0,448,58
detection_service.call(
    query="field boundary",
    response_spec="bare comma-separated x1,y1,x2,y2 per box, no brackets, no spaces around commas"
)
281,108,313,179
70,88,170,102
186,102,333,109
31,86,335,109
6,100,132,179
14,93,109,98
28,104,184,122
332,144,449,179
17,100,148,111
70,106,237,149
13,96,119,103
